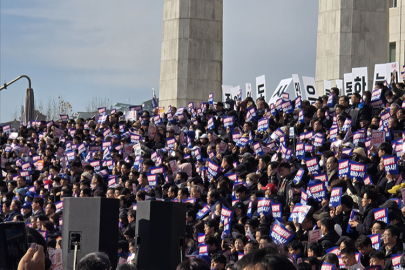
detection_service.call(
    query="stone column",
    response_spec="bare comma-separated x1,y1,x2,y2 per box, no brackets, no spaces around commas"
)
315,0,389,93
159,0,223,109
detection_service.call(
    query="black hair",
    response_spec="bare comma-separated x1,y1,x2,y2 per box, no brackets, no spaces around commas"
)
176,257,210,270
308,242,323,257
385,225,400,239
287,240,304,252
340,247,356,256
368,250,385,261
212,254,227,265
320,218,335,232
355,235,372,249
234,252,296,270
77,252,111,270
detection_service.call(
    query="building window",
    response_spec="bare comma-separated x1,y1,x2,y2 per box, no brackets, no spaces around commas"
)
390,0,398,8
390,42,396,62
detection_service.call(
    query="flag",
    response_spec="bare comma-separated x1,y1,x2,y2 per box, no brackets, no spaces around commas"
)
152,88,158,108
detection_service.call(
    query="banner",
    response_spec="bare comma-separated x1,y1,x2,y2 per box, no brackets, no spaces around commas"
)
257,197,272,217
344,73,353,97
270,220,294,246
269,78,293,105
349,161,366,181
351,67,368,97
338,160,350,178
383,155,399,175
308,182,326,202
302,76,318,103
374,208,389,224
256,75,267,101
271,202,282,222
292,74,302,97
329,187,342,207
324,80,332,95
246,83,252,99
305,157,321,174
288,204,311,223
368,234,381,251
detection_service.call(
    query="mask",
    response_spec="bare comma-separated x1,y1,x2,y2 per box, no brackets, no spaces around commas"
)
246,181,252,188
218,130,222,135
367,132,372,137
187,186,191,192
387,99,393,103
293,115,298,120
175,180,181,185
319,160,324,167
232,232,240,239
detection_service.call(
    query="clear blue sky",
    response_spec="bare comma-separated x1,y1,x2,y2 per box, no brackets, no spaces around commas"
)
0,0,318,123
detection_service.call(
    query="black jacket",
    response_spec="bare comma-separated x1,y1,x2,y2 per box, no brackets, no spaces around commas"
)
318,231,340,252
356,202,378,235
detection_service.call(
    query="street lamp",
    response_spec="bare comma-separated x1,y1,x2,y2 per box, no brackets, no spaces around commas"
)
0,75,34,124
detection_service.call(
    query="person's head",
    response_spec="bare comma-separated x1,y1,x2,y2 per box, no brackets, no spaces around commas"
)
211,254,226,270
278,162,291,178
326,156,338,173
32,197,44,211
378,142,393,157
258,236,273,249
204,220,217,236
287,240,304,256
371,220,386,235
176,258,210,270
127,209,136,223
243,241,259,255
301,216,315,231
77,252,111,270
320,218,335,235
361,189,378,207
338,237,354,251
369,250,385,267
308,242,323,258
235,185,248,200
340,247,357,267
383,225,400,246
234,251,296,270
355,235,373,256
338,96,349,108
323,253,339,269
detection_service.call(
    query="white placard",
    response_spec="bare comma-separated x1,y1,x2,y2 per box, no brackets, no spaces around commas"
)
269,78,293,105
351,67,368,97
256,75,266,101
222,85,233,102
302,76,318,103
292,74,302,97
344,73,353,97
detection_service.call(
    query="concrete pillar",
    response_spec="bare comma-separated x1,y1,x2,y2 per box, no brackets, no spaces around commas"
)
159,0,223,109
315,0,389,94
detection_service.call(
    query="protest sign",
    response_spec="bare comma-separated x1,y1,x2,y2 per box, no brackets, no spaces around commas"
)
270,220,294,246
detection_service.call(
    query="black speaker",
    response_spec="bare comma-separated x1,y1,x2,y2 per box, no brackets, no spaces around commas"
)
62,197,119,270
135,201,186,270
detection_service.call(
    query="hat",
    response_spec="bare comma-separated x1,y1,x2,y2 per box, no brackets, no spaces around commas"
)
379,199,400,209
353,147,366,157
234,201,246,211
26,191,36,199
342,142,354,149
200,134,208,139
16,188,27,197
238,152,253,159
21,202,32,209
245,219,260,227
313,211,330,220
81,172,93,181
388,183,405,194
261,183,278,193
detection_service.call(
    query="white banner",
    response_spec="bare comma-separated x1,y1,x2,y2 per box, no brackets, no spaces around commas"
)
292,74,302,97
344,73,353,98
324,80,332,95
256,75,266,101
269,78,293,105
373,62,399,87
246,83,252,99
351,67,368,97
229,85,241,103
302,76,318,103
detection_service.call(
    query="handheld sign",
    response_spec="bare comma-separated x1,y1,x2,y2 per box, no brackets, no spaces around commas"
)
296,143,305,160
338,160,350,178
329,187,342,207
300,189,308,205
349,161,366,181
257,117,269,132
305,157,321,174
383,155,399,175
308,182,326,202
271,202,282,222
374,208,389,224
199,244,208,256
270,220,294,246
207,159,220,179
288,204,311,223
347,209,360,233
321,263,336,270
368,234,381,250
197,204,211,219
257,197,272,217
392,254,403,270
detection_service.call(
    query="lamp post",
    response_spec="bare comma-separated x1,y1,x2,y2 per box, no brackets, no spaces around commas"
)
0,75,34,124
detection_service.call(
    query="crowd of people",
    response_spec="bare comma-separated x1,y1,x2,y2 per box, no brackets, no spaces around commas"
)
2,77,405,270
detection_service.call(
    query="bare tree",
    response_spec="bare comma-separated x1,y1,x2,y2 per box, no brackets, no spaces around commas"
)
85,97,111,112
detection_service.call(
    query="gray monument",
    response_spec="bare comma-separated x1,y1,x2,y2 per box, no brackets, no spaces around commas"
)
159,0,223,109
315,0,389,93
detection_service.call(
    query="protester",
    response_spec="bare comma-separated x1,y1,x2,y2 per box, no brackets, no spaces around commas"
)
1,86,405,269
